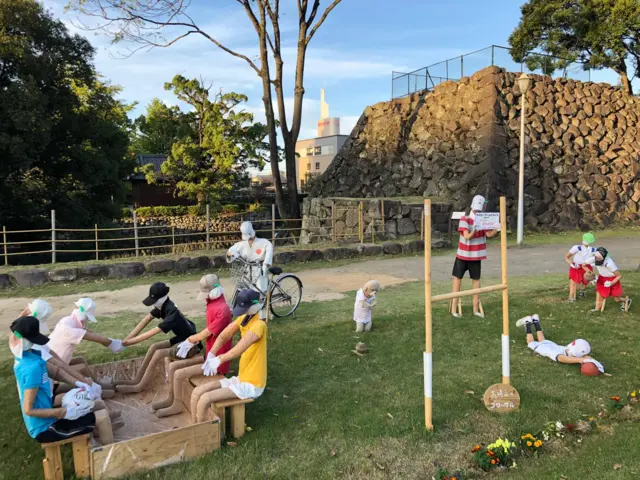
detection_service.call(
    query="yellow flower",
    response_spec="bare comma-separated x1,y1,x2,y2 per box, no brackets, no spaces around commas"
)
521,435,526,439
632,391,637,398
527,441,532,447
534,440,543,448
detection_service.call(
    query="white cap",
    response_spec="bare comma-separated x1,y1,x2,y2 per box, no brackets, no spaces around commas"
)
566,339,590,358
241,221,255,241
28,299,52,333
74,298,97,323
471,195,486,212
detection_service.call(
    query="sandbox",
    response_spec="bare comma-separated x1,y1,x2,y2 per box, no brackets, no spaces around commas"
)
88,357,220,479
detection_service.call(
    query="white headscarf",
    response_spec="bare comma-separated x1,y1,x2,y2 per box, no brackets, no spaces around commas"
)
241,221,255,241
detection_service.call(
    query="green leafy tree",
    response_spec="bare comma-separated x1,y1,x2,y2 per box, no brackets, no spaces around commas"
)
509,0,640,94
140,75,269,205
0,0,133,230
131,99,191,155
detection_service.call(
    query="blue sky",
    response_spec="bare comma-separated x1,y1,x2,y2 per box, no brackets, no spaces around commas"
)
43,0,621,146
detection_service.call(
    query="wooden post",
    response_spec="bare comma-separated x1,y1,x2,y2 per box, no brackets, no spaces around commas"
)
2,226,7,266
133,210,139,257
271,204,276,244
72,436,91,478
331,200,336,243
500,197,510,385
206,203,211,250
424,198,433,431
94,224,99,261
172,225,176,254
51,210,56,264
359,201,364,244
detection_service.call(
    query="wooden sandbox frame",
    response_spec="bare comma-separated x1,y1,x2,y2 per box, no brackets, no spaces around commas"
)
87,357,221,479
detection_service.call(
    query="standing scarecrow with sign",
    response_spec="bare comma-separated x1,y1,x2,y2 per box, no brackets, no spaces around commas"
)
450,195,499,318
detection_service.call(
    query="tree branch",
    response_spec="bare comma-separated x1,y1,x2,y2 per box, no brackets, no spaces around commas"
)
306,0,342,44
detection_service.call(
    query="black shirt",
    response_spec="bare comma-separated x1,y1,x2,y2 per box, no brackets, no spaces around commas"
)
150,298,198,346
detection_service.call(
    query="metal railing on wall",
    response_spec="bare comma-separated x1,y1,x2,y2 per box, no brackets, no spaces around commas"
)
392,45,592,99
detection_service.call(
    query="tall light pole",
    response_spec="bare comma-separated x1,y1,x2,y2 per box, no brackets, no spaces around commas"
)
517,73,531,247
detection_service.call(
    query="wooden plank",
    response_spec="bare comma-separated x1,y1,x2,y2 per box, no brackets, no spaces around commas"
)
41,433,91,449
230,404,246,439
72,436,91,478
215,398,253,408
432,283,507,303
43,446,63,480
91,421,220,479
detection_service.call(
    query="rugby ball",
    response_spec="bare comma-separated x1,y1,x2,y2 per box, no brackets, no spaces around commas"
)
581,362,600,377
61,387,95,411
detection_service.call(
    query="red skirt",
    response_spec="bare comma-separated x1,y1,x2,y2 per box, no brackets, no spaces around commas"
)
569,264,592,285
596,275,623,298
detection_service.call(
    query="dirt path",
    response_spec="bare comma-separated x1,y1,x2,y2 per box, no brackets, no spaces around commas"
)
0,237,637,335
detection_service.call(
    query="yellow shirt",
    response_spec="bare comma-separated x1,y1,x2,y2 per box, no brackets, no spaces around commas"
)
236,314,267,388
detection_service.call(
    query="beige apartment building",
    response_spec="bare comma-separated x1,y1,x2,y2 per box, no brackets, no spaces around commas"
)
295,90,348,190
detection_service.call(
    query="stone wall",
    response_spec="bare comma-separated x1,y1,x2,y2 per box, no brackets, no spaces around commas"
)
312,66,640,230
300,197,451,244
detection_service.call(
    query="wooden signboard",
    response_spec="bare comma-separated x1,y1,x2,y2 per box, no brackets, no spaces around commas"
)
483,383,520,413
474,212,501,231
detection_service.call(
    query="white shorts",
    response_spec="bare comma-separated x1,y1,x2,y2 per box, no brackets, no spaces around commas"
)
219,376,264,400
528,340,565,362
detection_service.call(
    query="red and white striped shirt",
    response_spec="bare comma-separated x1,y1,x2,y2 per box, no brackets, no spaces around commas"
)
456,215,487,261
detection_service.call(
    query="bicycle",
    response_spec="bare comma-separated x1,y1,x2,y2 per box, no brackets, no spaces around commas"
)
226,255,303,319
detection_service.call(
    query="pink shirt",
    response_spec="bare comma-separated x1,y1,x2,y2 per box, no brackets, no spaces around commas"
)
47,315,86,364
456,214,487,261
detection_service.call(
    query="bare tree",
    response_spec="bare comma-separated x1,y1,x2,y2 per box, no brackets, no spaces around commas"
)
67,0,342,218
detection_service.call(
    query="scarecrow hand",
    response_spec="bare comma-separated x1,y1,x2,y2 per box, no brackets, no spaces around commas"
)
176,340,196,359
201,354,221,376
108,339,125,354
604,281,612,288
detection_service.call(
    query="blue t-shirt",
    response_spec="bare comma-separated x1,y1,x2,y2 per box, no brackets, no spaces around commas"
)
14,350,55,438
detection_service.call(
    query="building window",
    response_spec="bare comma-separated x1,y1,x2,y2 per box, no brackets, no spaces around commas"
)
314,145,322,155
306,147,313,156
315,162,320,170
306,163,311,171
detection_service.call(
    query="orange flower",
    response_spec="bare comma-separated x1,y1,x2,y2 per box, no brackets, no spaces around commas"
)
611,396,621,402
526,441,532,447
534,440,543,448
491,459,496,465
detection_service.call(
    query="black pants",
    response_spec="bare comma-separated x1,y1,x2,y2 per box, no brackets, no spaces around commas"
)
35,413,96,443
452,257,482,281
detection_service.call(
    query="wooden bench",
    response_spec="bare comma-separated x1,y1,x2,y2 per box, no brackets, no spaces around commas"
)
213,398,254,440
41,433,91,480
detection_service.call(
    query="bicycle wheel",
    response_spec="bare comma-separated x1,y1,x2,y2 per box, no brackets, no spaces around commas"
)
269,274,303,318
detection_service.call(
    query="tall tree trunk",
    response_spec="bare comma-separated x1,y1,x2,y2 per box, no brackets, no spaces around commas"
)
617,62,633,95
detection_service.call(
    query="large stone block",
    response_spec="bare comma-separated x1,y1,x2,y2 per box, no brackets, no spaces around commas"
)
107,262,145,279
0,274,12,289
48,268,78,282
146,259,175,274
79,265,109,278
273,252,297,265
382,242,402,255
11,269,49,287
174,257,192,274
322,247,357,261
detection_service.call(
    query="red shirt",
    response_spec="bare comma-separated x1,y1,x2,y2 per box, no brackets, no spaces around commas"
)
456,214,487,261
206,296,232,375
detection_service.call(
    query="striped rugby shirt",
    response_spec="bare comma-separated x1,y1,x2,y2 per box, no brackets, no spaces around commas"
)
456,214,487,261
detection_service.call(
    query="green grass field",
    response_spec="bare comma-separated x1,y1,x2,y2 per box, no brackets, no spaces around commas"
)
0,272,638,479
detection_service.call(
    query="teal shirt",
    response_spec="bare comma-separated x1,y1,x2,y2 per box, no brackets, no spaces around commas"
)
14,351,55,438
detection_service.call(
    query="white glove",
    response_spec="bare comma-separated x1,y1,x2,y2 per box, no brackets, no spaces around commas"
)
75,381,91,392
604,281,612,288
368,296,377,308
89,382,102,400
108,339,125,354
201,354,221,376
176,339,196,359
583,358,605,373
64,404,92,421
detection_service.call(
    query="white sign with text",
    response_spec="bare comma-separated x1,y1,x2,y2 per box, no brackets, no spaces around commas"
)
474,212,500,231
